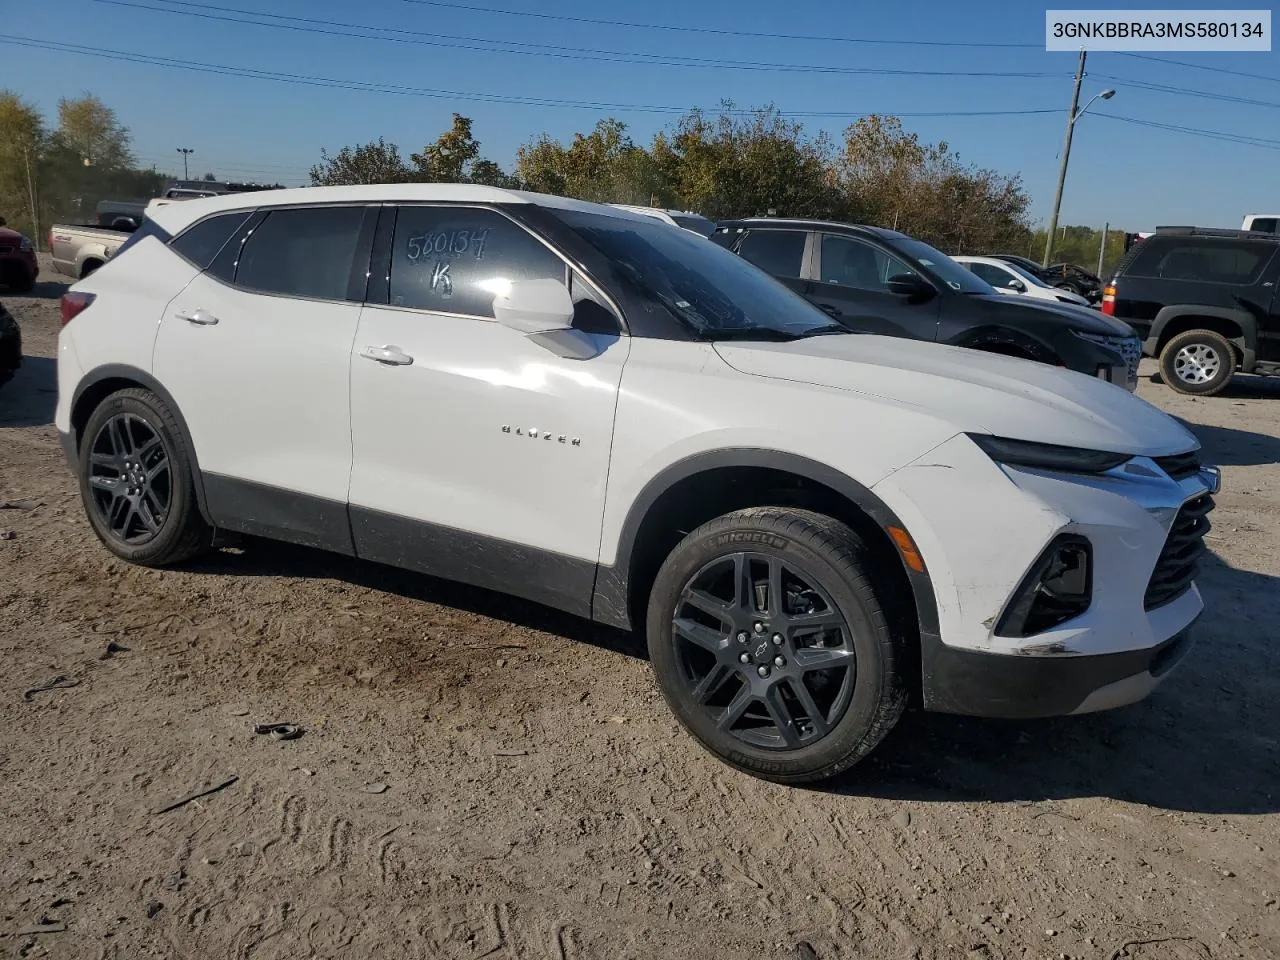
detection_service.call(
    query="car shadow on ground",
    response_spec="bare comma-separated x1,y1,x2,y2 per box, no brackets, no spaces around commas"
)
832,552,1280,815
0,356,56,427
1182,418,1280,467
186,538,648,662
1149,371,1280,400
5,278,70,300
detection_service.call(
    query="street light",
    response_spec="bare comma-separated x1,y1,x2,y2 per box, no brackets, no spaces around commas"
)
176,147,194,180
1042,49,1116,267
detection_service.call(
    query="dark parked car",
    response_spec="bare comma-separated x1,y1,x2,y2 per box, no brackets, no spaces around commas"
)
712,218,1142,390
0,300,21,390
0,220,38,293
1103,225,1280,396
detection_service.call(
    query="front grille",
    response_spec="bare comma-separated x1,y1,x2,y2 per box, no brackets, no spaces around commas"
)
1144,494,1214,610
1154,450,1201,481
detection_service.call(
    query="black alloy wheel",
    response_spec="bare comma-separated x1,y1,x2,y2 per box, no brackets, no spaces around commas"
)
672,551,857,749
86,412,173,544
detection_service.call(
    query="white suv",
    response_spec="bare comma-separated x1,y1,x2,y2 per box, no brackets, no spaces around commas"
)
55,184,1219,783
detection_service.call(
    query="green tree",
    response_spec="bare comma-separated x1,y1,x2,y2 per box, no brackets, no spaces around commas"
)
0,92,49,242
653,104,839,219
410,113,481,182
310,138,409,185
53,95,134,170
517,118,667,204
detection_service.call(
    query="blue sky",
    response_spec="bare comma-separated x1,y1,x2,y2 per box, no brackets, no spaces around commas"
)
7,0,1277,230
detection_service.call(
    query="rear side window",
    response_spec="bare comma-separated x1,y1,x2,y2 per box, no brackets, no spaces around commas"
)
1126,239,1275,285
170,212,252,270
234,206,366,301
1249,217,1278,234
388,206,565,318
737,230,806,278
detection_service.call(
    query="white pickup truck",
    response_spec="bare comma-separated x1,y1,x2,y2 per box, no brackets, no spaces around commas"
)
48,224,134,280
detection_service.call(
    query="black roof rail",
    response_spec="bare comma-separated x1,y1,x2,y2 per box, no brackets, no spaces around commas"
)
1154,225,1279,241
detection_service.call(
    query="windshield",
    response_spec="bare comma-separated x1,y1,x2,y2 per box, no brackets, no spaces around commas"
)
891,237,992,294
554,209,839,339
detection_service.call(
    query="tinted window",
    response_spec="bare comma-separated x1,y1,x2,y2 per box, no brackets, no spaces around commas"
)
389,206,565,317
1128,239,1274,285
968,261,1016,287
1249,217,1277,234
170,212,252,270
819,235,915,291
737,230,806,278
710,229,737,249
670,214,716,237
234,206,365,300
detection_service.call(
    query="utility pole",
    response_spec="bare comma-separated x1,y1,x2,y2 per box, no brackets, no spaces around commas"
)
1097,221,1109,276
23,144,39,252
177,147,194,179
1043,50,1087,267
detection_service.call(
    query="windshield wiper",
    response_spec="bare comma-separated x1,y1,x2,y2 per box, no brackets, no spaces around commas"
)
793,324,852,338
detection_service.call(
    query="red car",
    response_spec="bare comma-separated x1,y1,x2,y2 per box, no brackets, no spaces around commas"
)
0,221,38,293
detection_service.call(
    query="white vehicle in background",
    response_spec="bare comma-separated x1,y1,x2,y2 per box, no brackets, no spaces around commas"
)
954,255,1092,306
1241,214,1278,234
608,204,716,237
55,184,1217,784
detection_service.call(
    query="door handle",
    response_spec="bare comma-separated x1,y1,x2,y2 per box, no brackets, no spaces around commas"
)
360,344,414,366
174,309,218,325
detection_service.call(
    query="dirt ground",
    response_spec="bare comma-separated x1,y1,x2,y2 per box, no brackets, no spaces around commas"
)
1,254,1277,960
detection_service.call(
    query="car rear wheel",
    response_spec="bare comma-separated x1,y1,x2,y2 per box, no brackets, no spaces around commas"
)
646,507,907,784
78,388,211,566
1158,329,1235,396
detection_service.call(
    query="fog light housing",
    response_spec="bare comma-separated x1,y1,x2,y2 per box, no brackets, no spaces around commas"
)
994,534,1092,637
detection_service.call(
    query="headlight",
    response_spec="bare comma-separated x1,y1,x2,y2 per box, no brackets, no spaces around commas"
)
19,236,32,252
968,434,1130,473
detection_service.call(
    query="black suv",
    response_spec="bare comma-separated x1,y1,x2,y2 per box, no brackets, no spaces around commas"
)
1104,226,1280,396
712,219,1141,389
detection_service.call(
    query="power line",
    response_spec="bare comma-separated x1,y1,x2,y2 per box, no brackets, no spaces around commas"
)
1118,52,1280,84
396,0,1041,48
91,0,1062,78
0,35,1066,119
1093,112,1280,150
1094,73,1280,110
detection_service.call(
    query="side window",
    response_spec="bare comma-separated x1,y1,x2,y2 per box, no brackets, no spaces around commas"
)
169,212,252,270
389,206,565,318
969,262,1014,287
234,206,366,300
1248,217,1277,234
819,235,915,292
1130,239,1272,284
737,229,806,278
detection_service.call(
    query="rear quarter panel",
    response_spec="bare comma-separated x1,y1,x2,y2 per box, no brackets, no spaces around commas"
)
60,236,200,397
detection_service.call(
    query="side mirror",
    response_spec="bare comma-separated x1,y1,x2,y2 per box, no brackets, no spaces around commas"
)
886,273,934,300
1008,278,1026,292
492,278,575,336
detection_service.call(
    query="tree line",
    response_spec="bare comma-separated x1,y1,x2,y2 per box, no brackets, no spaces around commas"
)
0,87,1125,267
309,105,1039,255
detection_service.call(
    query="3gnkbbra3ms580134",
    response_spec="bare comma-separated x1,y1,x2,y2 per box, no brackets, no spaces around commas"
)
54,184,1219,783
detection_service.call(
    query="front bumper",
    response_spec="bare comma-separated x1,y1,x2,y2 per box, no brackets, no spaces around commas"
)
873,434,1217,719
922,620,1197,718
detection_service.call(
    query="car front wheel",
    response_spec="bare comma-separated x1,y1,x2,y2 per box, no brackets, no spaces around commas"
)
1158,329,1235,396
646,507,907,784
77,388,212,565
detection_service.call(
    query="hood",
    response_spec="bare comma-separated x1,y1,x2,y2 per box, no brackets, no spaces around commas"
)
714,334,1196,457
971,292,1134,336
